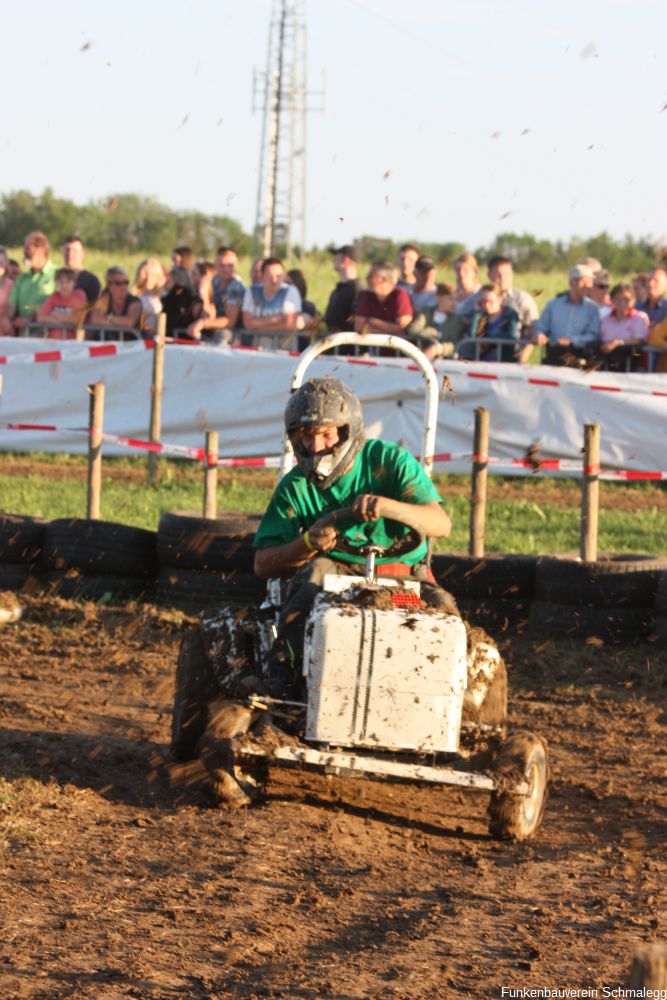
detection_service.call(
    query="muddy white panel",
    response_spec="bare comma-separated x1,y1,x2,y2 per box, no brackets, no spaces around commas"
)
303,600,467,752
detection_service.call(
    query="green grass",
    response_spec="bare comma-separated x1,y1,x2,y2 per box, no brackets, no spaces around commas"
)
1,455,664,556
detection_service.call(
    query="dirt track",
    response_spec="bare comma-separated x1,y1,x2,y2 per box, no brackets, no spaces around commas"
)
1,596,665,999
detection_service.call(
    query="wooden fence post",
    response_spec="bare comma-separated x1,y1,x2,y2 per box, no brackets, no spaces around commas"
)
469,407,489,557
580,423,600,562
86,382,105,520
629,943,667,989
203,431,219,520
148,313,166,485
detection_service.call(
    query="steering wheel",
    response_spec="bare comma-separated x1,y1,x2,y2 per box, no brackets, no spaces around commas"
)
315,505,425,562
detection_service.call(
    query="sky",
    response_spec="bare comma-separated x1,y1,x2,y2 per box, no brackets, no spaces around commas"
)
3,0,665,251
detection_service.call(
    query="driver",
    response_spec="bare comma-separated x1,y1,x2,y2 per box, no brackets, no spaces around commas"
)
253,376,457,699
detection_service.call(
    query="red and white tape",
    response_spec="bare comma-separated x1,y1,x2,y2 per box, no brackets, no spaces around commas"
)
0,422,665,479
1,338,665,399
0,341,153,366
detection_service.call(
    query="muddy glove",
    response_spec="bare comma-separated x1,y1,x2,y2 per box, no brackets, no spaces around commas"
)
303,516,338,554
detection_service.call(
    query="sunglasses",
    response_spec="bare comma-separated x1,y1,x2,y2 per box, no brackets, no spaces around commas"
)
595,283,609,290
109,279,129,285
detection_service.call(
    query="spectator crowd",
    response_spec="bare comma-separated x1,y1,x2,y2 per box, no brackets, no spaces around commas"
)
0,230,665,372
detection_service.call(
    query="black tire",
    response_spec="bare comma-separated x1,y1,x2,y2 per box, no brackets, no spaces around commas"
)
655,572,667,615
0,562,30,591
157,568,265,610
157,510,261,573
171,627,219,761
38,571,154,603
457,597,531,633
0,513,47,564
431,553,537,599
41,519,158,578
488,731,548,841
529,599,653,642
462,626,507,729
535,554,667,608
650,617,667,647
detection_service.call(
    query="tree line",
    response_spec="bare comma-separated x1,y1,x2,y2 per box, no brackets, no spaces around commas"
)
0,187,661,273
0,188,247,257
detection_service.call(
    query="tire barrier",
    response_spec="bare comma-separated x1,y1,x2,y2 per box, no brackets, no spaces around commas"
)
432,553,537,599
41,519,158,579
156,510,261,573
655,571,667,615
0,513,47,564
0,508,664,641
535,553,667,608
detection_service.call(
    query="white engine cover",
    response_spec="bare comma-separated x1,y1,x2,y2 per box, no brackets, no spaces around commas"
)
303,594,468,753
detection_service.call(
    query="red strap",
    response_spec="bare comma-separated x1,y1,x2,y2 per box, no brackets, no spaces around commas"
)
376,562,436,584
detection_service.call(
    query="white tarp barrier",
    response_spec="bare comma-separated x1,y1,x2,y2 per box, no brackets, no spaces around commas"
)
0,338,665,474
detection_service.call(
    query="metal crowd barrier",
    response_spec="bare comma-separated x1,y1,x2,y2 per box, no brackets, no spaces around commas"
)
455,337,665,372
454,337,530,363
24,322,142,342
17,323,666,373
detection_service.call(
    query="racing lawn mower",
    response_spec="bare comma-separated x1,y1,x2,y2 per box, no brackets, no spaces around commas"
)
171,333,548,841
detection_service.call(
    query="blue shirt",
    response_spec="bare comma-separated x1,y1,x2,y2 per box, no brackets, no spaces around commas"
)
242,283,301,319
535,293,600,347
211,275,245,318
640,298,667,326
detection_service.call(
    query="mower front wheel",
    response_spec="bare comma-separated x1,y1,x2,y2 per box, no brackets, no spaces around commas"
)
488,731,548,841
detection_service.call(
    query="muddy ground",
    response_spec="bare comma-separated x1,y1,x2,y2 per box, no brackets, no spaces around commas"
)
0,596,665,999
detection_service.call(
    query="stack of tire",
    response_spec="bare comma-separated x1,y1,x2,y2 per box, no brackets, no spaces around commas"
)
156,510,265,611
0,514,46,591
530,554,667,643
37,518,158,602
655,572,667,645
431,553,536,632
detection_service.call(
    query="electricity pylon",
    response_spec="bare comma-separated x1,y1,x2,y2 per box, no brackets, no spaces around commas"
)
252,0,324,259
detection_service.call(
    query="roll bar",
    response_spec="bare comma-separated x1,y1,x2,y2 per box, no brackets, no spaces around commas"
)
279,332,440,482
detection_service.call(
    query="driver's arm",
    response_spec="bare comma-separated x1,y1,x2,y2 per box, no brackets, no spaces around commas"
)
352,496,451,538
253,520,337,580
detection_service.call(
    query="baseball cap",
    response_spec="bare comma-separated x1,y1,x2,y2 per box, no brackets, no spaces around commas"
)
330,245,360,262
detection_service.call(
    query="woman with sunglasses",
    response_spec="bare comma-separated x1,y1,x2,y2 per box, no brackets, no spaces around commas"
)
90,266,142,337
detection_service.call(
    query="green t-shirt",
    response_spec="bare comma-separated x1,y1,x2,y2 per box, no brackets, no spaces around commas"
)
9,262,57,318
253,439,442,566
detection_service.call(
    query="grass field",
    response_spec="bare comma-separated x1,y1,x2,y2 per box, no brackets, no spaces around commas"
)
1,454,665,556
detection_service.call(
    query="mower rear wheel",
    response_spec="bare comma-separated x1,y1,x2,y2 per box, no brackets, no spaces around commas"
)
171,627,219,761
488,731,548,841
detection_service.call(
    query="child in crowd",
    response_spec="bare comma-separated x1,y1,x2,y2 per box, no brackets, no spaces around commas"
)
461,284,519,362
36,267,87,339
599,283,649,371
423,282,466,357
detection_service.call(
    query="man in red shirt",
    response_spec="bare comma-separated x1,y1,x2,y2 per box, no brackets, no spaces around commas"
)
354,261,413,336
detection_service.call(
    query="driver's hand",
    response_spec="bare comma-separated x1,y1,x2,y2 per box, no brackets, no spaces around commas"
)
306,518,338,553
352,494,389,522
